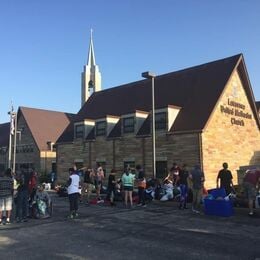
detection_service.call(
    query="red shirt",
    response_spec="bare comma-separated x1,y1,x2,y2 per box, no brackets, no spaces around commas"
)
244,170,260,185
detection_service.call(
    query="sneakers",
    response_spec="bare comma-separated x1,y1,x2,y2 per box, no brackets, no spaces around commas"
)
0,219,2,225
248,212,254,216
192,207,200,214
67,213,74,219
6,218,11,225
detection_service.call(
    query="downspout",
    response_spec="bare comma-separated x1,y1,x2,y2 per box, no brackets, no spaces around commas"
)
113,139,116,169
89,142,92,168
142,138,146,170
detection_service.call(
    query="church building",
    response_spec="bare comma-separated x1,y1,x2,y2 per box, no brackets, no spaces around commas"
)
3,107,74,174
56,52,260,188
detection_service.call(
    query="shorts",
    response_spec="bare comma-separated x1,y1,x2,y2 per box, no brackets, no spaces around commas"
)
243,182,256,200
124,186,133,191
0,196,13,211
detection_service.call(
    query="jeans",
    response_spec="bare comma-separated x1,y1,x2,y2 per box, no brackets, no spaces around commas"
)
179,184,188,206
68,193,79,213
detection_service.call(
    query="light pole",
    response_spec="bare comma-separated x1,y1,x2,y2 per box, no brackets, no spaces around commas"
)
142,71,156,179
7,108,15,169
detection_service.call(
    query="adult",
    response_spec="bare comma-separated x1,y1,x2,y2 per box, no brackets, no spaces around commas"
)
122,166,135,208
243,168,260,216
16,165,30,223
136,165,146,207
94,164,104,201
107,169,117,206
28,170,37,204
164,163,180,185
67,167,80,219
83,168,94,204
178,164,189,209
0,168,14,225
216,162,234,195
50,171,56,189
189,165,205,213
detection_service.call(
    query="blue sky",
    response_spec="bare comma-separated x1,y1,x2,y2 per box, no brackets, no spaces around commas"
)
0,0,259,123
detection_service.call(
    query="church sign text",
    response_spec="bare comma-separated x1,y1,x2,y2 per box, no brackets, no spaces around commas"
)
220,99,252,126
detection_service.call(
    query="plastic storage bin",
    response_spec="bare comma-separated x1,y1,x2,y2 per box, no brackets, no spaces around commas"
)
208,188,226,198
204,199,233,217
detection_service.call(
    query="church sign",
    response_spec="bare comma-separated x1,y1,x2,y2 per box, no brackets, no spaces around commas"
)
220,99,252,126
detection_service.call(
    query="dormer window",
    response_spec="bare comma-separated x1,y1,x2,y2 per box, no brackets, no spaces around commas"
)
155,112,167,130
75,124,84,138
123,117,135,133
96,121,106,136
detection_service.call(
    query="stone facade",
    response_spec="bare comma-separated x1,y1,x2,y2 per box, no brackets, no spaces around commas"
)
202,70,260,188
57,131,200,183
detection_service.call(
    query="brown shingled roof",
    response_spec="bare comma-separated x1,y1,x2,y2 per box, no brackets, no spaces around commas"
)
18,107,74,150
0,122,10,147
57,54,259,143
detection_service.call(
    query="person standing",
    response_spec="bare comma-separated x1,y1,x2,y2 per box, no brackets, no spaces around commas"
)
107,169,117,206
122,166,135,208
94,164,104,201
243,168,260,216
216,163,234,195
189,165,205,213
67,167,80,219
83,168,94,205
136,165,146,207
16,165,30,223
178,164,189,209
0,168,14,225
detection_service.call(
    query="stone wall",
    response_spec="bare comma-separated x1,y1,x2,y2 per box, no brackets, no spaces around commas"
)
202,70,260,188
56,132,200,183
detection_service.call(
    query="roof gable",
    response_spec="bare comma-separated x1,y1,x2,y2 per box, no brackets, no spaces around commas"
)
18,107,74,150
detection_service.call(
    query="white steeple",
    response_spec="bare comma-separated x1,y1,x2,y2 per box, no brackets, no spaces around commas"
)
81,29,102,106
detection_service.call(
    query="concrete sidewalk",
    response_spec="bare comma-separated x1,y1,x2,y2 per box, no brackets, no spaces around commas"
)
0,192,260,259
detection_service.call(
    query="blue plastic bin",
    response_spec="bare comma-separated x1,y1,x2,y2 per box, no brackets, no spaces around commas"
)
208,188,226,199
204,198,233,217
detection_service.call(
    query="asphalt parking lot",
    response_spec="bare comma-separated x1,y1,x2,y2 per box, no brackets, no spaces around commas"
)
1,192,260,260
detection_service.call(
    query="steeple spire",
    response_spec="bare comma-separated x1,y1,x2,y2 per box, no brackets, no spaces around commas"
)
87,28,96,66
81,29,102,106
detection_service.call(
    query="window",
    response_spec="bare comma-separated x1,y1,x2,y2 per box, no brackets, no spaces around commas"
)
156,161,168,179
155,112,167,130
75,124,84,138
96,121,106,136
123,117,135,133
123,161,135,173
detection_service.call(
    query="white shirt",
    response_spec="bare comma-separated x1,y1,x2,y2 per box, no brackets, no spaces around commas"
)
68,174,80,195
